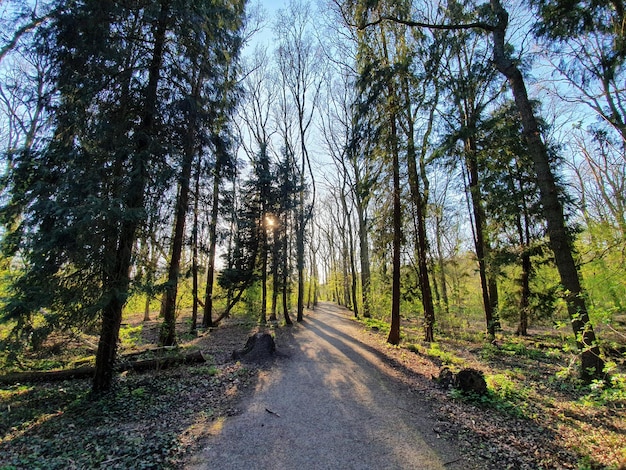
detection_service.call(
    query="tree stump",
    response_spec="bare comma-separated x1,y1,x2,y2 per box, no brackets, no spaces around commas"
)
434,367,488,395
435,366,456,389
455,368,488,395
232,332,277,363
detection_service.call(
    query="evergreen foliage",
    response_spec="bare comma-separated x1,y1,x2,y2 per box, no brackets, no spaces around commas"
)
0,0,247,392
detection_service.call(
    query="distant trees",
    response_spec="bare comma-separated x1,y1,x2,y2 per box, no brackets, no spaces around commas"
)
216,0,320,326
479,100,549,336
274,0,321,322
160,0,243,346
438,7,502,339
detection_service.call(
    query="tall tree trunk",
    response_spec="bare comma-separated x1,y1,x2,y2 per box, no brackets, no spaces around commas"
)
139,233,155,322
348,227,359,317
270,224,279,321
435,207,450,314
339,187,360,317
296,204,306,322
490,0,603,380
517,249,531,336
160,108,195,346
93,0,170,393
260,219,268,325
356,203,372,318
402,78,436,342
312,247,319,308
464,143,498,340
510,158,532,336
387,111,402,345
202,156,222,328
190,158,201,333
282,220,293,325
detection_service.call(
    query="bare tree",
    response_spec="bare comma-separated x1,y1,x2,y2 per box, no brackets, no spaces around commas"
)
275,0,323,321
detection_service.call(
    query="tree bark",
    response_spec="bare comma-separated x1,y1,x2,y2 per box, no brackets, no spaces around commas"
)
202,155,222,328
270,223,280,321
464,143,498,339
433,206,450,315
1,351,206,385
281,213,293,325
356,201,372,318
490,0,603,380
190,158,201,333
160,100,196,346
402,77,436,342
93,0,170,394
340,187,359,317
260,217,268,325
388,110,402,346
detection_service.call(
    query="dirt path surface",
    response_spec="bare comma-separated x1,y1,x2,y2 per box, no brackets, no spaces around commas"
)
186,302,468,470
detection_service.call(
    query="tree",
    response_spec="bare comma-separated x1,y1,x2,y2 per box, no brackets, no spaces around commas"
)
0,0,247,393
238,49,279,323
320,69,362,316
353,0,604,380
275,0,322,322
92,0,171,393
436,1,503,339
488,0,603,379
479,100,550,335
535,0,626,269
161,0,245,344
330,66,381,319
396,23,444,343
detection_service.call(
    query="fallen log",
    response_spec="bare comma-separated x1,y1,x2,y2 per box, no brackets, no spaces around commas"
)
119,350,205,373
0,350,206,385
0,365,97,385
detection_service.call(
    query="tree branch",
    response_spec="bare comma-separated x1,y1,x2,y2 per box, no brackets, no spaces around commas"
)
374,15,494,33
0,16,49,63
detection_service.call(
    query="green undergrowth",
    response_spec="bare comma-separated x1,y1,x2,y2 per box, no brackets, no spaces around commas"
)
450,372,537,419
357,316,389,335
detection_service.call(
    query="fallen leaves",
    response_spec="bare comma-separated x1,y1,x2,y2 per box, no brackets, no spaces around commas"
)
0,320,262,469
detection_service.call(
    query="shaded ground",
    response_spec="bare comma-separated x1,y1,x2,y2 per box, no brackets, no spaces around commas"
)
1,302,623,469
187,302,466,470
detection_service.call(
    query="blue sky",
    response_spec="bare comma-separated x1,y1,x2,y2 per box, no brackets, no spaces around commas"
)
245,0,289,49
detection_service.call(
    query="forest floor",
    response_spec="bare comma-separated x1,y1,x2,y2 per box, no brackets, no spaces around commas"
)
0,302,624,469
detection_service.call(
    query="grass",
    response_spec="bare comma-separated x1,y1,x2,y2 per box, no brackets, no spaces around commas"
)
119,324,144,349
358,316,390,334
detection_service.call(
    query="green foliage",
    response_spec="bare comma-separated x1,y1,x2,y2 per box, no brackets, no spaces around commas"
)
189,364,219,376
243,281,262,319
582,366,626,408
446,370,535,419
119,324,143,349
481,338,560,362
0,0,248,392
425,343,465,366
579,225,626,317
359,316,389,334
482,373,534,418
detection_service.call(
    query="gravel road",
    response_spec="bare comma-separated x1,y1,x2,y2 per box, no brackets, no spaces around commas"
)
186,302,467,470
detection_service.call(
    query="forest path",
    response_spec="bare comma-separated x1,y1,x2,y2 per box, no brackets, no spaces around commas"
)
186,302,466,470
